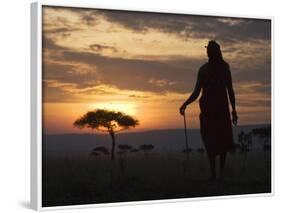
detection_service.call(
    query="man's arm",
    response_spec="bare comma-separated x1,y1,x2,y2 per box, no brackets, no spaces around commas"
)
227,75,236,111
179,69,202,115
226,66,238,125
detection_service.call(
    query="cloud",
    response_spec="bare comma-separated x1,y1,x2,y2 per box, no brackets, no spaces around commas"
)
148,79,176,87
43,36,63,50
235,82,271,96
43,80,121,102
233,57,271,84
89,44,118,53
96,10,271,43
79,12,99,26
43,6,271,44
43,60,98,89
43,5,102,26
43,37,270,100
51,49,203,93
128,94,150,99
237,99,271,108
234,82,271,110
43,7,83,38
44,27,81,38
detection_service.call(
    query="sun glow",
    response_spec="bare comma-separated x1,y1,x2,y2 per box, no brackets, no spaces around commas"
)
90,102,137,116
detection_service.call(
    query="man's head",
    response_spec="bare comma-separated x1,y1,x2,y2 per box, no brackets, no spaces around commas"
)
206,40,223,61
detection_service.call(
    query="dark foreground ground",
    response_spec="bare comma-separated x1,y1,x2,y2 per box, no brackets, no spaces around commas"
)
42,150,271,207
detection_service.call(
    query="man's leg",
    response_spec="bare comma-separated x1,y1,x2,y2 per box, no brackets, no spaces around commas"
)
219,153,227,179
208,154,216,181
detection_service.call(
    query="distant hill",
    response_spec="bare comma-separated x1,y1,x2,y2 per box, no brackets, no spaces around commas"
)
43,124,270,157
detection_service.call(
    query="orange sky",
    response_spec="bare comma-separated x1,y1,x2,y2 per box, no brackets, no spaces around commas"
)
42,6,271,134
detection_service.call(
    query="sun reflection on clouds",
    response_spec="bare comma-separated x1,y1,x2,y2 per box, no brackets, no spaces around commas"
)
89,102,137,116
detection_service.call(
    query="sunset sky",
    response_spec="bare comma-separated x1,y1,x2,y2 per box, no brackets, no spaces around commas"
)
42,6,271,134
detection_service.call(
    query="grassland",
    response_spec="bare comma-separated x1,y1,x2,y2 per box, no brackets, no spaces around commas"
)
42,149,271,207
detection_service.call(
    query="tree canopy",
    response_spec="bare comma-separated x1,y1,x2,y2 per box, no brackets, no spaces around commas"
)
73,109,139,133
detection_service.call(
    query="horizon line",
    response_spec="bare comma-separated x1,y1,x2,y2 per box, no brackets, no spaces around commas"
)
43,123,271,136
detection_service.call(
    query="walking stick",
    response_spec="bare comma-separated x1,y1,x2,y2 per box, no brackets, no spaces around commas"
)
182,111,190,179
183,111,189,158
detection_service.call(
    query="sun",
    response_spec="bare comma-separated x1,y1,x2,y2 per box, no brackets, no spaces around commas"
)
90,102,137,116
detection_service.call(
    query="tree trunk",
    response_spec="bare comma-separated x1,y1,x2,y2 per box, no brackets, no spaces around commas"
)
110,131,116,160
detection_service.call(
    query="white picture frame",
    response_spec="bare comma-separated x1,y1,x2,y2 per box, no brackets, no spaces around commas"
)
31,1,274,211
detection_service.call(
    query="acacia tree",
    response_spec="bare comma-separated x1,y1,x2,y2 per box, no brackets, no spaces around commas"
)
238,131,252,171
252,126,271,156
117,145,132,172
74,109,139,160
252,126,271,181
139,144,154,157
91,146,109,157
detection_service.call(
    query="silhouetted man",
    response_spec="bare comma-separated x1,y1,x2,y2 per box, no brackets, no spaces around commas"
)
180,40,238,181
